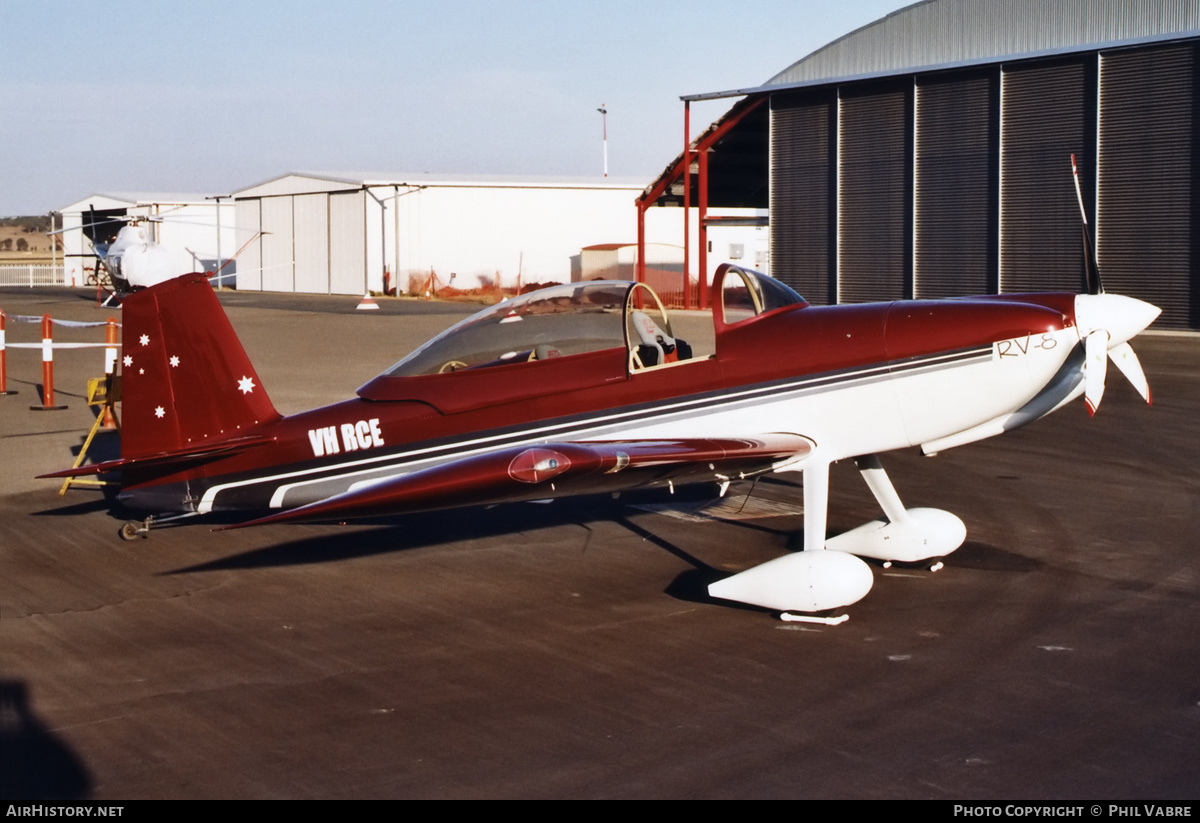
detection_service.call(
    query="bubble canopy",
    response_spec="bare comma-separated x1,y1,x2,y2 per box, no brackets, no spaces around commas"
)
380,268,805,379
383,281,637,377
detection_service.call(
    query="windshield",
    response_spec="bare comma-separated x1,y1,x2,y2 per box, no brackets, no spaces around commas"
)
718,264,807,325
384,281,633,377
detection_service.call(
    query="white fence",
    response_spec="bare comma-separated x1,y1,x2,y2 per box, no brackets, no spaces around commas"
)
0,264,66,287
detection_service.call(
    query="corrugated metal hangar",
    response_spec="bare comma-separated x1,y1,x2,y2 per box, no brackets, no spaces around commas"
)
642,0,1200,329
232,173,687,296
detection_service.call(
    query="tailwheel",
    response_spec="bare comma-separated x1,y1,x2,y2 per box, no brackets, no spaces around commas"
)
118,511,201,540
120,520,149,540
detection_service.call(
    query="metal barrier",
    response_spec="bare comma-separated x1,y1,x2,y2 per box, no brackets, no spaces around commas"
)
0,312,12,395
0,264,65,287
1,312,119,410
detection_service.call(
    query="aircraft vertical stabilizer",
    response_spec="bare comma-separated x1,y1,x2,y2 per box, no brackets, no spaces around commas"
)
119,274,280,460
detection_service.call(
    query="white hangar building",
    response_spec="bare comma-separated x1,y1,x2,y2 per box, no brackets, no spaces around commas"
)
232,173,690,296
57,193,236,288
642,0,1200,329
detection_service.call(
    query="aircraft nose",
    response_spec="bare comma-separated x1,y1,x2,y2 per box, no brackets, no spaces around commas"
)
1074,293,1161,347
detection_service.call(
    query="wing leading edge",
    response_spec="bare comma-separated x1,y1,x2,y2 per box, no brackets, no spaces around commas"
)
223,434,814,530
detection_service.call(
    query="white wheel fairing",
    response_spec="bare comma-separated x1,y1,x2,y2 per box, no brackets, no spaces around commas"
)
825,507,966,563
708,550,874,613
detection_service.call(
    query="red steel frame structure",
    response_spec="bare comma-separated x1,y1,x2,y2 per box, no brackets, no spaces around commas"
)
635,96,766,310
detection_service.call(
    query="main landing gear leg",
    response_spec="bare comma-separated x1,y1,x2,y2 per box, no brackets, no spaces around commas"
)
853,454,910,526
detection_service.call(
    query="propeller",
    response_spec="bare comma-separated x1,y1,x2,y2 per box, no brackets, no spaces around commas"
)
1070,155,1160,416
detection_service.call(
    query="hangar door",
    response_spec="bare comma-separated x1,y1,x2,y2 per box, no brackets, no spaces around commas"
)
260,196,295,292
914,70,998,299
837,80,911,303
770,90,836,304
1098,43,1195,329
235,199,262,291
1000,57,1095,294
293,193,330,294
329,192,366,296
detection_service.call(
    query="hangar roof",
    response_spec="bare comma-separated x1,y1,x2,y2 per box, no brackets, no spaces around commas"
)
58,193,217,213
689,0,1200,101
646,0,1200,211
234,172,646,199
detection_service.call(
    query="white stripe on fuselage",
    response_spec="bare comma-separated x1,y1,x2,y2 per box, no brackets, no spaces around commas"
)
195,344,1000,513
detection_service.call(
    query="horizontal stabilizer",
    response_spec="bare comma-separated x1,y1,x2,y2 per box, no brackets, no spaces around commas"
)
224,434,813,529
38,435,274,480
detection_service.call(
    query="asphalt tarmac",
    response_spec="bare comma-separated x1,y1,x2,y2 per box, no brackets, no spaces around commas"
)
1,286,1197,800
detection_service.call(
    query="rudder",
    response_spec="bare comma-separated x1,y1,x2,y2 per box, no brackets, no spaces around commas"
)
119,274,280,459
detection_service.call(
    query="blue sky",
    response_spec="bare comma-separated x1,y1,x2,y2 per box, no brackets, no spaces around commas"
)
1,0,913,216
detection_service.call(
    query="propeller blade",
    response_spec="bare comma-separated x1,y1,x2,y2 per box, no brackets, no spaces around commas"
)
1071,154,1103,295
1084,329,1108,417
1108,341,1152,405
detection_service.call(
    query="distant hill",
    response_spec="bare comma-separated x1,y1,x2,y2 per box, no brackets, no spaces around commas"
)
0,217,62,262
0,216,52,232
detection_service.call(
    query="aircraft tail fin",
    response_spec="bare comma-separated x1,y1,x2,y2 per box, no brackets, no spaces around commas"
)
119,274,280,460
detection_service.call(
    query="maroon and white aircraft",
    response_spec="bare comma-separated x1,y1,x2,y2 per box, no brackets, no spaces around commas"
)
46,240,1159,618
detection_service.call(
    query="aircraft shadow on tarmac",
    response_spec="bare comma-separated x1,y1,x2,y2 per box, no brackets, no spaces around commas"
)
4,378,89,404
166,491,715,574
157,482,1042,615
164,494,756,610
939,540,1044,573
31,496,115,517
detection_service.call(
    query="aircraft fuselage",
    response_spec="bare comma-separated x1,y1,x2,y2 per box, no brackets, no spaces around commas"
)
117,289,1077,518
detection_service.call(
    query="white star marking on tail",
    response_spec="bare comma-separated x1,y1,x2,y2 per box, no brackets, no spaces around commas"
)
238,376,255,395
170,355,180,367
154,406,165,418
139,334,150,346
123,355,132,367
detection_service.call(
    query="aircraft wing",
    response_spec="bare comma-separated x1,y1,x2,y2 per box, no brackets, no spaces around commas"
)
224,434,813,530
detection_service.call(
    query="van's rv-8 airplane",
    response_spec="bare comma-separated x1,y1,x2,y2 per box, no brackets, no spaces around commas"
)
44,177,1160,620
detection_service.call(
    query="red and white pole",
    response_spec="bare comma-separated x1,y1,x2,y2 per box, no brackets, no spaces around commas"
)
0,311,13,396
104,317,118,377
101,317,118,427
32,314,67,411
